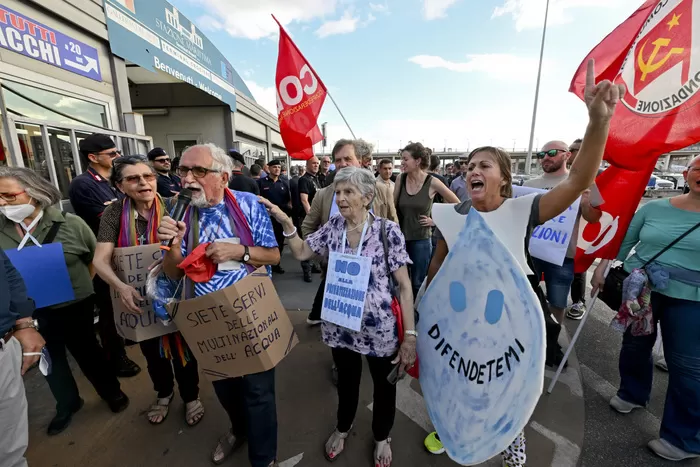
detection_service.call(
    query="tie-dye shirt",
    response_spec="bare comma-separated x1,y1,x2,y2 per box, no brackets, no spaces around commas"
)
181,190,278,297
306,214,411,357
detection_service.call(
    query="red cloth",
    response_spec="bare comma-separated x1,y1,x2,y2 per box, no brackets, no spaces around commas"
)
392,297,419,379
273,15,327,160
177,242,216,283
569,0,700,272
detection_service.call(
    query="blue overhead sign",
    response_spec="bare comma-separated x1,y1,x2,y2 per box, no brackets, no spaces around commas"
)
103,0,251,111
0,4,102,81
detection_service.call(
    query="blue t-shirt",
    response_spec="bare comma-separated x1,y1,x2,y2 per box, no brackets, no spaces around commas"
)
181,191,278,297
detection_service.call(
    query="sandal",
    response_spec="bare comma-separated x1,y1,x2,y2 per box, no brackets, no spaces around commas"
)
374,438,392,467
147,393,173,425
185,398,204,426
324,429,349,462
211,429,246,465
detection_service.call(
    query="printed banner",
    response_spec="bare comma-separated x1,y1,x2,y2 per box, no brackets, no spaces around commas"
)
5,243,74,308
111,244,175,342
321,251,372,331
417,209,546,465
0,4,102,81
513,186,580,266
167,267,298,380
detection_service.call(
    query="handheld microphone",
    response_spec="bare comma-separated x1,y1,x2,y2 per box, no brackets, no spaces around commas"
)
160,188,193,251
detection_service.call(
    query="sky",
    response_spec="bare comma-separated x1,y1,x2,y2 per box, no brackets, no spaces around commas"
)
169,0,646,154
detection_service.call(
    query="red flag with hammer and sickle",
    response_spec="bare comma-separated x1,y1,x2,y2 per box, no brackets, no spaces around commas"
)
273,15,327,160
569,0,700,272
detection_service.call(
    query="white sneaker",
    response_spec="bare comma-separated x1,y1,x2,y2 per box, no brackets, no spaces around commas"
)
648,438,700,461
610,395,643,414
566,302,586,320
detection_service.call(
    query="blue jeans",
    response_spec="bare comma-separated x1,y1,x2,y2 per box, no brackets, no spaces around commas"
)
618,292,700,454
531,257,575,309
213,368,277,466
406,239,432,298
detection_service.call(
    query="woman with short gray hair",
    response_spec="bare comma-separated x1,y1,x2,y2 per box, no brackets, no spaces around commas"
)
259,166,415,467
0,167,129,436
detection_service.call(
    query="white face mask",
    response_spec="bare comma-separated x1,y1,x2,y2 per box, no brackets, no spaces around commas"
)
0,203,35,223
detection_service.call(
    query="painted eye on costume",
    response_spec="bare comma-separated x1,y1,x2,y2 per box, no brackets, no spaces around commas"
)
449,282,504,325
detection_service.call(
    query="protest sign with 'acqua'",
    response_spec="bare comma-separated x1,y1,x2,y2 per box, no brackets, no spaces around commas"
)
168,267,298,380
111,244,175,342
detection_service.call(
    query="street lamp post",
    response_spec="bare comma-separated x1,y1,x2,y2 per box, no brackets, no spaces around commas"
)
525,0,551,175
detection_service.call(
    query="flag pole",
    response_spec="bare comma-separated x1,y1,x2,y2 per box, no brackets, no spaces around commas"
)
547,260,612,394
525,0,550,175
272,14,356,139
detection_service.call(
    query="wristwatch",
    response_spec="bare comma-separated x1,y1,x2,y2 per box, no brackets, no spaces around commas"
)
405,330,417,338
13,319,39,332
242,246,251,263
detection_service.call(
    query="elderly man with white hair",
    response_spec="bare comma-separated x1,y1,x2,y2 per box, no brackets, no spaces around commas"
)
157,143,281,467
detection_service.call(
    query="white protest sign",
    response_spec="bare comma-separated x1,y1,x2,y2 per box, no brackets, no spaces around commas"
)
111,244,176,342
321,223,372,331
417,209,546,465
512,185,580,267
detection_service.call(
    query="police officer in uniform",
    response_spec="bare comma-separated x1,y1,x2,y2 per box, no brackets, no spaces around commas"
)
68,134,141,378
258,159,290,274
228,150,259,194
148,147,181,198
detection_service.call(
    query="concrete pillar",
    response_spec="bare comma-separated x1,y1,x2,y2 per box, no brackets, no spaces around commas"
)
661,154,671,171
109,56,132,131
265,126,273,163
224,109,235,150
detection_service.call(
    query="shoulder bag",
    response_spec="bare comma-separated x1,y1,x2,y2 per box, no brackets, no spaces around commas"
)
600,220,700,311
381,218,419,378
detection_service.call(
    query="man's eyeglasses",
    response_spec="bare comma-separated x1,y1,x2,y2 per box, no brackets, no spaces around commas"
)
154,158,171,163
123,173,157,184
99,149,122,158
176,166,221,178
0,191,26,202
536,149,567,159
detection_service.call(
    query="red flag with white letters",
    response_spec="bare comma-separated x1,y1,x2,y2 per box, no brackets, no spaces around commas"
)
273,16,327,160
570,0,700,272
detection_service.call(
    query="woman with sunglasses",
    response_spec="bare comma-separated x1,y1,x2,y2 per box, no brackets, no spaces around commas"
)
92,155,204,427
0,167,129,436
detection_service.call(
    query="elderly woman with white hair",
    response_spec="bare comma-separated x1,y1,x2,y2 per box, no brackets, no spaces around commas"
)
259,166,415,467
0,167,129,436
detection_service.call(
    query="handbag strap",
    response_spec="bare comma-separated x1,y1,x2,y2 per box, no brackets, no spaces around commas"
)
380,218,399,298
642,220,700,268
42,213,65,245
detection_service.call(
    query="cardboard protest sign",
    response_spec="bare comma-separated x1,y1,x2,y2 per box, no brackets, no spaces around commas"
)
417,210,546,465
167,267,298,380
111,244,176,342
513,185,580,266
5,243,74,308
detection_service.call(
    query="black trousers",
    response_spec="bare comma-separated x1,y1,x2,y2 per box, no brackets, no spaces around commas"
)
332,347,396,441
93,276,127,359
309,276,326,321
213,368,278,467
34,296,122,415
271,218,285,261
571,272,587,304
139,335,199,402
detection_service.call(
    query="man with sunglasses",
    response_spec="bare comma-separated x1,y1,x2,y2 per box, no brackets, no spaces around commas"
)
148,147,181,198
525,141,602,365
68,133,141,379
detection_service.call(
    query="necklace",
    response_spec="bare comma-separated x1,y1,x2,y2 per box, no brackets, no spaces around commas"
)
347,215,368,233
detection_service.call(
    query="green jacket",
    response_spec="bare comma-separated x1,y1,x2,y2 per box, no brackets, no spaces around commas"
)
0,206,96,308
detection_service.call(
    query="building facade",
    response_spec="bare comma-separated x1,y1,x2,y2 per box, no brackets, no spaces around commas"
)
0,0,285,209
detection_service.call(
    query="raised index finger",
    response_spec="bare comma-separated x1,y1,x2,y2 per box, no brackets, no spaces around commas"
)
586,58,595,90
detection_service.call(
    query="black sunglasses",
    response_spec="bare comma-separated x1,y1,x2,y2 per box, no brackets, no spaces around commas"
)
536,149,567,159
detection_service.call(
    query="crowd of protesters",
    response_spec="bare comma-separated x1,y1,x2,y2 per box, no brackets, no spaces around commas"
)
2,70,700,467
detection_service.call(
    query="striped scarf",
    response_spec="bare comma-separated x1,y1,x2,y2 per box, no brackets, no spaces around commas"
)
117,195,191,365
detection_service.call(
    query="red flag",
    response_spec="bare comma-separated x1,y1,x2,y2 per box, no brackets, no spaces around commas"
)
273,16,327,160
570,0,700,272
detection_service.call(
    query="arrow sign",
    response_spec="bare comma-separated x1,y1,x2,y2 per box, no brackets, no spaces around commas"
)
278,452,303,467
63,56,99,74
